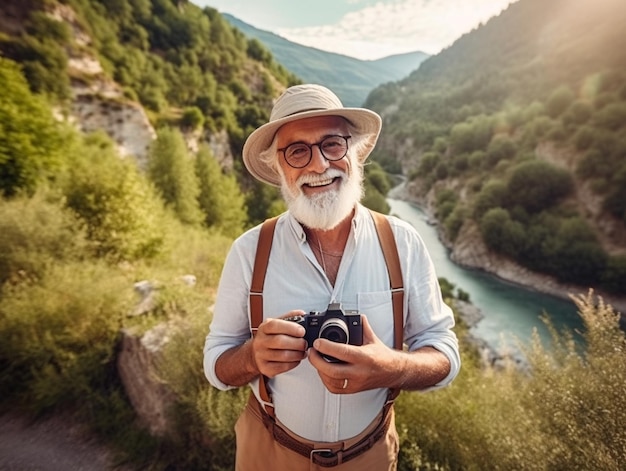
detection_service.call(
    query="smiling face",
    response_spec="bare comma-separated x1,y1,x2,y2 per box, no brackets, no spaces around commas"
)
276,115,363,230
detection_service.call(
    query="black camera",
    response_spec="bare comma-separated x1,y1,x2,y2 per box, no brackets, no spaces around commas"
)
286,302,363,363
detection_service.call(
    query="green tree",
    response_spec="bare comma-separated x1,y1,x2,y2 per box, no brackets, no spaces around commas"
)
602,255,626,293
180,106,205,130
480,207,526,257
148,127,203,226
449,115,493,154
485,135,517,167
473,180,507,218
563,100,592,126
546,85,575,118
245,180,285,226
0,191,89,286
506,160,573,213
362,179,390,214
593,103,626,131
63,132,166,260
365,161,392,196
246,38,271,63
603,164,626,222
0,58,66,197
543,217,607,284
195,145,247,238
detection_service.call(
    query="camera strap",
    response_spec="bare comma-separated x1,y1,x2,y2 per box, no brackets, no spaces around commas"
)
249,210,404,418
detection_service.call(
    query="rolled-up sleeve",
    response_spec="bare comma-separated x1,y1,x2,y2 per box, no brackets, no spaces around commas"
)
203,231,256,390
395,219,461,391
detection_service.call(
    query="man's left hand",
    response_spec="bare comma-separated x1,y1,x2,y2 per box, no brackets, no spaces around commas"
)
308,315,402,394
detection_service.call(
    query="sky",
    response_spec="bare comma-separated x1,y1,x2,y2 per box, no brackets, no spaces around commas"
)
193,0,515,60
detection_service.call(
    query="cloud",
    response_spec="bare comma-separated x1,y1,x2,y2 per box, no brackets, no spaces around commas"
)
276,0,513,60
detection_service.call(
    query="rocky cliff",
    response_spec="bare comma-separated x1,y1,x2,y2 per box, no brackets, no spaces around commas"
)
51,3,234,170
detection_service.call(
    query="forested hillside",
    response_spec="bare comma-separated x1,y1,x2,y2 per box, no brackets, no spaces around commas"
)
0,0,297,225
367,0,626,296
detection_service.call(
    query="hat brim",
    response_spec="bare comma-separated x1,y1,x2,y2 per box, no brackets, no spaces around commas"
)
242,108,382,187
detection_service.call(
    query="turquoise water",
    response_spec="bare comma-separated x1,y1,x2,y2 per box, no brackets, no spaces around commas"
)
387,198,585,353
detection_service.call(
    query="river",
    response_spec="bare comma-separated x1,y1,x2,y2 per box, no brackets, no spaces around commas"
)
387,197,585,355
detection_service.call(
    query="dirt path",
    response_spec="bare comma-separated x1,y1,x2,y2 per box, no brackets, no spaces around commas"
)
0,411,131,471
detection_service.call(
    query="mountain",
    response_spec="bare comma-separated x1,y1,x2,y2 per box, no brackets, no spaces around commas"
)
223,13,429,107
366,0,626,300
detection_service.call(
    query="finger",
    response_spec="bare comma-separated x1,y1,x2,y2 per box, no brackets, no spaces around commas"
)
259,359,304,378
261,317,306,337
313,338,354,363
278,310,307,320
360,314,377,344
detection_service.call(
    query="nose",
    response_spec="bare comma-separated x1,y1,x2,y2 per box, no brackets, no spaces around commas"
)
307,144,330,172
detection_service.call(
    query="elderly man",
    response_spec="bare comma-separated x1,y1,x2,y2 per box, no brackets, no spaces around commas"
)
204,84,460,470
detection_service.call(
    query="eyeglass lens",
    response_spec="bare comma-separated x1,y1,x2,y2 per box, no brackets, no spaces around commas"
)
282,135,350,168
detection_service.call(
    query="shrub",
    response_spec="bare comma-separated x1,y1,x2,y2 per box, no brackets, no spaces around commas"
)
396,292,626,470
0,191,89,287
0,260,131,410
577,148,607,180
157,315,248,469
546,85,575,118
593,102,626,131
449,115,493,154
0,57,67,197
473,179,507,218
444,205,466,241
506,160,573,213
563,100,592,126
603,164,626,222
180,106,205,130
148,127,204,226
365,161,392,196
601,255,626,293
480,207,526,257
485,135,517,167
416,151,440,176
572,125,595,151
64,133,167,260
195,145,247,238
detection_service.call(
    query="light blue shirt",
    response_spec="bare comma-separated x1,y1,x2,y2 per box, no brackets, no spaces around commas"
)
204,203,460,441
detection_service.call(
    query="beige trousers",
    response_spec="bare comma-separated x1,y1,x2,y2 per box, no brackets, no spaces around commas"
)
234,397,399,471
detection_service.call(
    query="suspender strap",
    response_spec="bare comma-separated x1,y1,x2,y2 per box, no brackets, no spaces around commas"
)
249,210,405,415
250,216,279,417
370,211,404,352
370,210,405,402
250,216,279,332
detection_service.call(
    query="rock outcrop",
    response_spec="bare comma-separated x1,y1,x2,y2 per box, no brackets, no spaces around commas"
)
117,324,176,437
50,2,234,170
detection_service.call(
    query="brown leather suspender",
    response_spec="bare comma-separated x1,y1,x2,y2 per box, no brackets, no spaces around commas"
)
249,210,404,417
370,211,405,354
249,216,279,416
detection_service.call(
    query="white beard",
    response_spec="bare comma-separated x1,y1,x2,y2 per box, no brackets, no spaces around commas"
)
280,166,363,230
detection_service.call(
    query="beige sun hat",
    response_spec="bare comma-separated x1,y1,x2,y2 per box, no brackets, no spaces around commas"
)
242,84,382,187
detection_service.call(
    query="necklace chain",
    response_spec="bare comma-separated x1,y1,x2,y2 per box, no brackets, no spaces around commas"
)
315,237,327,274
310,233,343,276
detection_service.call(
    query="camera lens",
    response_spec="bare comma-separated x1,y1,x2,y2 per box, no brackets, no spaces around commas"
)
319,318,349,344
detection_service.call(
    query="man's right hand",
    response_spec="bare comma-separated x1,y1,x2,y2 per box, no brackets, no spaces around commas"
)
252,312,308,378
214,311,308,387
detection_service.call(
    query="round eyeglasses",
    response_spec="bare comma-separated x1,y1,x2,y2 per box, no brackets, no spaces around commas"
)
278,135,351,169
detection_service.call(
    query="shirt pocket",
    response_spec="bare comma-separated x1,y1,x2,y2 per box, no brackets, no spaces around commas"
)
356,290,394,347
